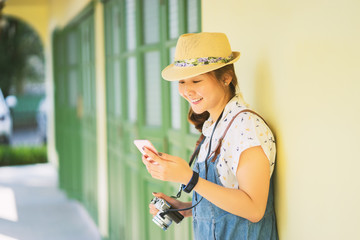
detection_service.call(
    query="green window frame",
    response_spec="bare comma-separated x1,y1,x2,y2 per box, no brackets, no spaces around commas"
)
104,0,201,239
52,2,98,225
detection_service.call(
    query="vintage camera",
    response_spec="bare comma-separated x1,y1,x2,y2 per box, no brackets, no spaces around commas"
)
150,197,184,231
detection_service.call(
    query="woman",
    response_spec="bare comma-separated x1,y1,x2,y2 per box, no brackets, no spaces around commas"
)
142,32,278,239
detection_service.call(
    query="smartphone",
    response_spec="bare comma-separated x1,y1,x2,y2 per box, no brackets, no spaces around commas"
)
133,140,158,156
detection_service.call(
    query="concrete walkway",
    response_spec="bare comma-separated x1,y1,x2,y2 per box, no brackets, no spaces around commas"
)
0,164,102,240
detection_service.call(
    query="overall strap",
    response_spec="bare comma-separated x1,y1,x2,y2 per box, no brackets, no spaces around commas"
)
211,109,266,162
188,134,205,167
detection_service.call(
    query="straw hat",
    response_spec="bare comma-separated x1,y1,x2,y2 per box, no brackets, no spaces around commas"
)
161,32,240,81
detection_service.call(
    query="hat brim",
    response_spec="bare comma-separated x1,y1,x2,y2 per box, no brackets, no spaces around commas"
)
161,51,241,81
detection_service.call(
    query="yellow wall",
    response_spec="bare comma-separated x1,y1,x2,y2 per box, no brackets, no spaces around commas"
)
203,0,360,239
4,0,49,47
48,0,91,30
93,2,109,237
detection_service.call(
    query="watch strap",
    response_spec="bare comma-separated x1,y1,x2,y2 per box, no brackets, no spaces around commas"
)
182,171,199,193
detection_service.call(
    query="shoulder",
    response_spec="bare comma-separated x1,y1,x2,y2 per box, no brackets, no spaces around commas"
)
227,110,266,134
227,110,275,150
222,111,262,151
222,110,276,172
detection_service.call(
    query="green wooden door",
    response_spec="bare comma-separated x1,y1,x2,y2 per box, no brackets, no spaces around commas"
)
104,1,126,239
104,0,201,239
53,30,69,194
54,28,82,200
79,12,98,223
53,3,98,223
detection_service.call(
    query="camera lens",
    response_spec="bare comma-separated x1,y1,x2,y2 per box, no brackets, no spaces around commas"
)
152,213,172,231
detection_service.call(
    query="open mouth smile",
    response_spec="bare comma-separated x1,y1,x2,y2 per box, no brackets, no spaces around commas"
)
190,98,203,104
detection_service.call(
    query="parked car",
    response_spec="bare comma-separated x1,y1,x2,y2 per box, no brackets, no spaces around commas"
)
36,96,48,144
0,89,17,144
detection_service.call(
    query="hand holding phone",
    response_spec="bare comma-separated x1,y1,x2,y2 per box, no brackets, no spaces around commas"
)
133,140,159,164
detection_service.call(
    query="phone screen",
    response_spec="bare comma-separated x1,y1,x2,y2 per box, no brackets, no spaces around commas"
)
133,140,158,156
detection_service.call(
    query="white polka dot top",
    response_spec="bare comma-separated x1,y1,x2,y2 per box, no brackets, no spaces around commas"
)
198,94,276,189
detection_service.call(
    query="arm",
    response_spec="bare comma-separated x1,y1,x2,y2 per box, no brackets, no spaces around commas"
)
142,145,270,222
194,146,270,222
149,192,193,218
142,153,195,217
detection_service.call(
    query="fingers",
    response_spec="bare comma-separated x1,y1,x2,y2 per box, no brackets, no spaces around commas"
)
143,147,164,164
152,192,167,199
149,192,167,217
152,192,180,208
141,149,185,182
142,155,159,173
149,203,158,216
152,192,173,204
142,148,176,167
142,155,152,172
156,152,170,159
143,162,161,177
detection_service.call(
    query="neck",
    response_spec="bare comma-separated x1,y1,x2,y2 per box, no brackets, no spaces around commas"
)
210,110,224,123
209,93,232,122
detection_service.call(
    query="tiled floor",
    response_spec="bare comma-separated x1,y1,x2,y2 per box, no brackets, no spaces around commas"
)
0,164,101,240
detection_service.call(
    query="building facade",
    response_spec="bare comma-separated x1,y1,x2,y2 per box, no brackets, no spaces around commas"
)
4,0,360,239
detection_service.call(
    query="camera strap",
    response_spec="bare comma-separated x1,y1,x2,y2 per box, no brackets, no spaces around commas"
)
171,110,224,204
171,136,205,199
167,108,267,214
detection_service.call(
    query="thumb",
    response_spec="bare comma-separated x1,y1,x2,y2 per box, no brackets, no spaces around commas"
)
152,192,166,198
152,192,181,208
152,192,173,202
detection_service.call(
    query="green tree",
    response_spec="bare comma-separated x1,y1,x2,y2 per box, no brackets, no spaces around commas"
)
0,15,44,97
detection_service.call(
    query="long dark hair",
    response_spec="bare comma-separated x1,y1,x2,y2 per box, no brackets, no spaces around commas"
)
188,64,238,132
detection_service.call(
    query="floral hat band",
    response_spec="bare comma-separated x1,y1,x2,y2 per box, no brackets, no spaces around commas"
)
174,53,234,67
162,32,240,81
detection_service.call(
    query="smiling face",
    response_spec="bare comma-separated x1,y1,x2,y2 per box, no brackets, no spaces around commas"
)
178,72,232,121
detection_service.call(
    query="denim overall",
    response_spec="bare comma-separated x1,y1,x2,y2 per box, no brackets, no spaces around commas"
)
192,154,278,240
